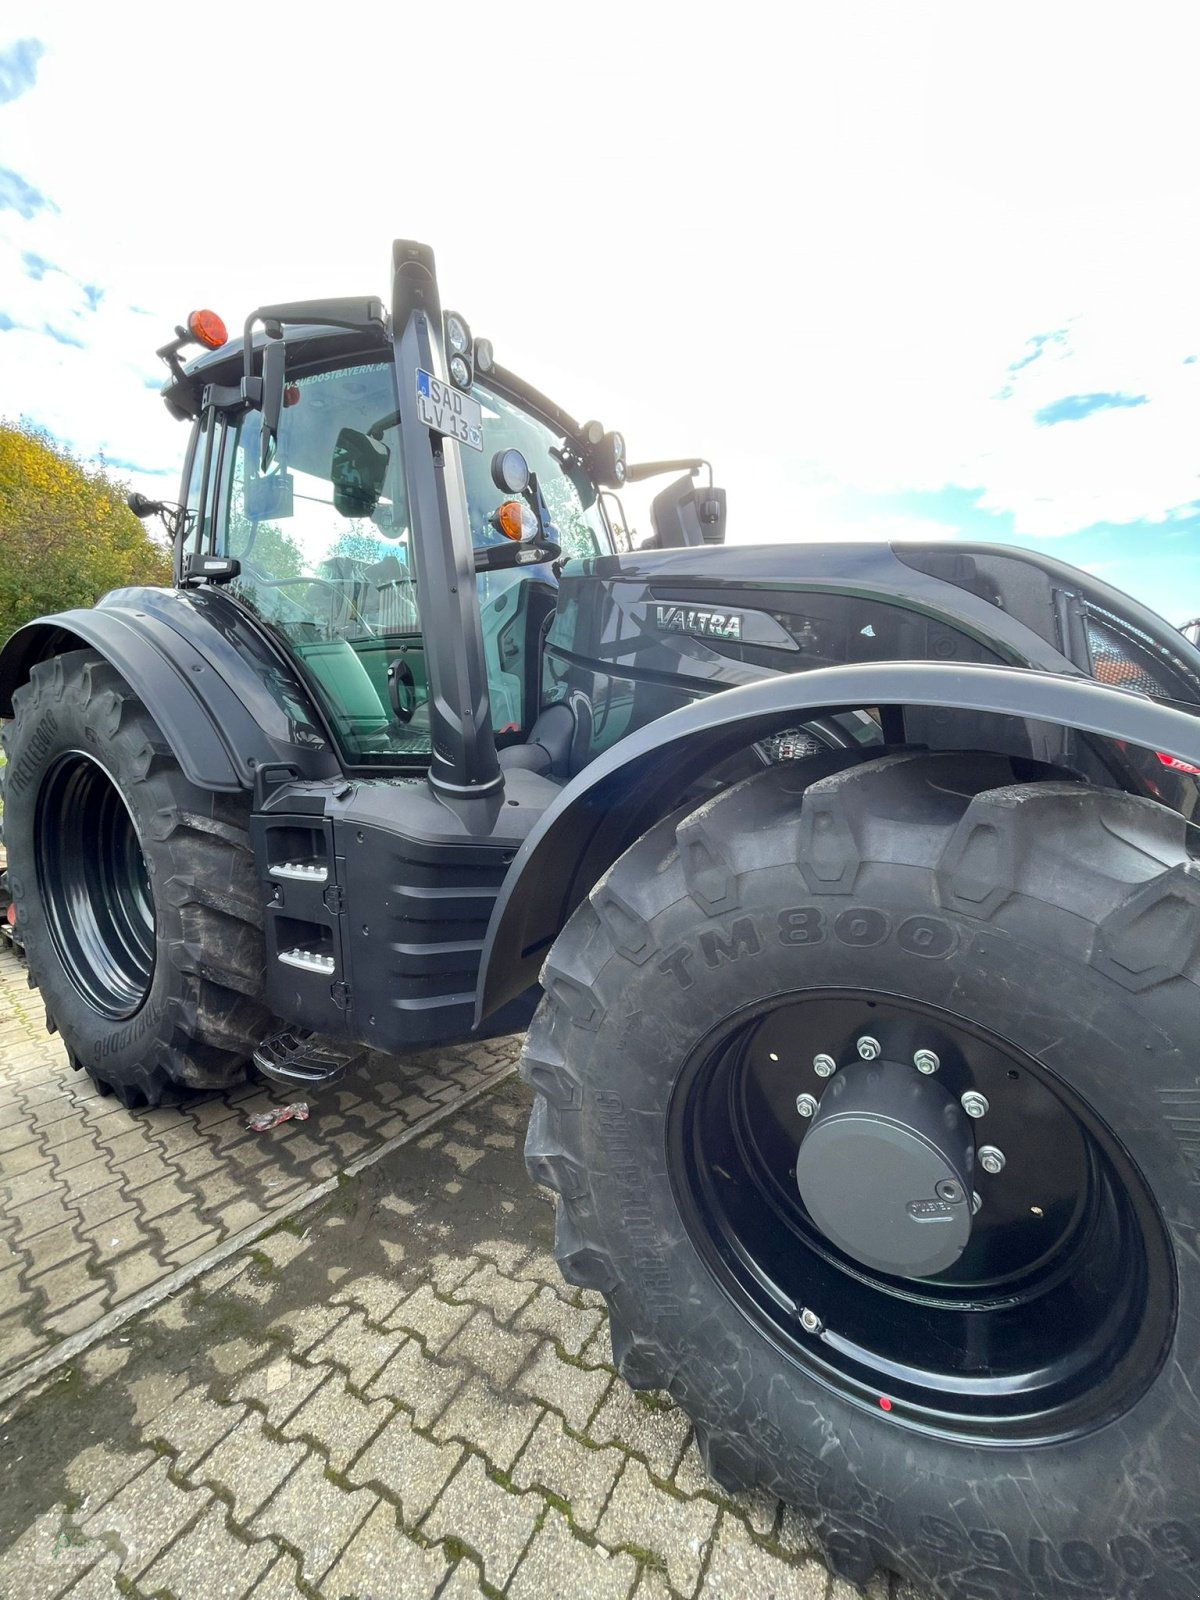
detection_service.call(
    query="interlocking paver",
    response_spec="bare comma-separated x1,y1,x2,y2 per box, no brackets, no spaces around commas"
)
348,1409,463,1523
307,1308,404,1389
386,1282,474,1352
269,1300,352,1355
515,1282,604,1355
330,1271,404,1324
81,1456,210,1579
248,1552,309,1598
421,1453,541,1589
0,957,915,1600
323,1498,449,1600
23,1219,92,1278
511,1409,625,1532
149,1384,245,1472
510,1506,639,1600
432,1373,542,1471
701,1511,830,1599
71,1182,134,1233
518,1339,612,1432
251,1453,376,1587
444,1307,538,1388
28,1256,99,1315
589,1383,692,1480
233,1352,328,1428
281,1370,392,1472
61,1550,124,1598
142,1500,275,1600
598,1459,718,1597
202,1413,308,1524
0,1504,100,1600
366,1338,467,1427
451,1260,535,1322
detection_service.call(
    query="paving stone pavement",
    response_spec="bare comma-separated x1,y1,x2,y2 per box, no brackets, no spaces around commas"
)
0,946,517,1388
0,947,933,1599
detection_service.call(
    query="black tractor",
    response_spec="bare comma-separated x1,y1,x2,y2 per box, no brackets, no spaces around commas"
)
3,241,1200,1600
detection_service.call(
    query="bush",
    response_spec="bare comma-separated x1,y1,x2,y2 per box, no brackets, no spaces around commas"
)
0,421,171,644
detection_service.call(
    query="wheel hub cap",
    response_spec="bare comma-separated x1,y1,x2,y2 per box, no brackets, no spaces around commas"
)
795,1058,974,1277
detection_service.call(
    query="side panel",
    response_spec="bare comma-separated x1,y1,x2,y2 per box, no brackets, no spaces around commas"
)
0,587,339,792
252,767,558,1051
477,660,1200,1020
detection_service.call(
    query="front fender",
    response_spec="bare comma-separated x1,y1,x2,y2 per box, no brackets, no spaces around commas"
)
0,588,339,793
476,660,1200,1020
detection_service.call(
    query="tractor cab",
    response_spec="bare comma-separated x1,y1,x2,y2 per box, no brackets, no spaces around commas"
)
164,310,617,774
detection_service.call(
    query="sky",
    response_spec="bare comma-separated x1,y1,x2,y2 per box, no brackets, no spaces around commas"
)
2,2,1199,625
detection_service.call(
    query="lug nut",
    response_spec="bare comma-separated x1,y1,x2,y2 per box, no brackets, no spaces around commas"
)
813,1054,837,1078
857,1036,881,1061
796,1093,819,1119
978,1145,1006,1175
961,1091,989,1119
799,1307,823,1334
914,1049,940,1075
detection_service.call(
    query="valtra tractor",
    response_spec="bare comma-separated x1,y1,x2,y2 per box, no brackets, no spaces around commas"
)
3,241,1200,1600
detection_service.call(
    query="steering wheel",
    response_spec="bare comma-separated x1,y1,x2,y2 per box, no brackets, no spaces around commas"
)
387,654,417,724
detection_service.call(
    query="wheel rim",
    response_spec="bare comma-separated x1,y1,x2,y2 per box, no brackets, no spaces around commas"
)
35,751,156,1020
668,989,1176,1445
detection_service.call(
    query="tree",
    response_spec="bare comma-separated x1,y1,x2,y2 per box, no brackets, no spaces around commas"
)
0,421,172,644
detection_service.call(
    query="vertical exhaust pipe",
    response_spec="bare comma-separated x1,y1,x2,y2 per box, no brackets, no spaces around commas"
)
390,241,502,801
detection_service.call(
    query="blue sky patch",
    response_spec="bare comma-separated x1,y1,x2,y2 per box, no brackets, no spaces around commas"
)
0,165,55,218
1034,391,1148,427
100,452,161,476
1007,328,1068,375
0,310,16,332
0,38,43,106
42,323,85,349
21,250,53,281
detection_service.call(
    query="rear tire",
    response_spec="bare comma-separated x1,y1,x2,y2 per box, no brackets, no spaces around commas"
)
525,750,1200,1599
1,651,269,1105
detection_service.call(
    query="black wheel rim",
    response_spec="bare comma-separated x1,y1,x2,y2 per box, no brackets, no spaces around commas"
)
35,751,155,1020
668,989,1176,1445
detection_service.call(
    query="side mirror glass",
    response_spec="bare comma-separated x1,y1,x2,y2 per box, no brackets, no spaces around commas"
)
331,428,389,518
649,475,727,548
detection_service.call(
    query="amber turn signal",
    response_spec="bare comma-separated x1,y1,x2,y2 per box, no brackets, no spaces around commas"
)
186,309,227,349
492,500,534,541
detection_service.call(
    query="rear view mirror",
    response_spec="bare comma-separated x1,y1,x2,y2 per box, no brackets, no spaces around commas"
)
331,428,389,518
648,475,727,548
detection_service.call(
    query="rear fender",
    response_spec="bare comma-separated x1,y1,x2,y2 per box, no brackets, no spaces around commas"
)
0,587,339,793
476,660,1200,1019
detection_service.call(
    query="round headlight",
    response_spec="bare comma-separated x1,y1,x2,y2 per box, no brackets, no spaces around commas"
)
474,337,494,374
445,314,471,355
449,354,472,389
612,432,624,461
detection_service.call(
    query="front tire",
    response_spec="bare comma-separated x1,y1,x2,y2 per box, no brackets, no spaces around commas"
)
1,651,270,1105
524,750,1200,1600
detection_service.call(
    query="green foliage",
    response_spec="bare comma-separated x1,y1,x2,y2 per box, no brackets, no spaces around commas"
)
0,421,172,643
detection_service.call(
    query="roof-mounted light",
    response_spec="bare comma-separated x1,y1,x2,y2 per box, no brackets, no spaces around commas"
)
186,309,227,350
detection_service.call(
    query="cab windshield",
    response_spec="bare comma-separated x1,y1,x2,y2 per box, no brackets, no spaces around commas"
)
213,359,608,766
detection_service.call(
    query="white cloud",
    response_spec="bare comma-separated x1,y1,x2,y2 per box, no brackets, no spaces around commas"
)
1,0,1198,571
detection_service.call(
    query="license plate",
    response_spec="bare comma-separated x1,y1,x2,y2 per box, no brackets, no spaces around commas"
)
416,370,483,451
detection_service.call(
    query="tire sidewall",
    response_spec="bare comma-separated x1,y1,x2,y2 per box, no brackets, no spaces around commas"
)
4,667,174,1076
555,859,1200,1598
